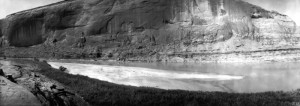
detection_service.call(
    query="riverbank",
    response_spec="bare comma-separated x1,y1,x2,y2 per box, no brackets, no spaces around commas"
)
0,60,89,106
4,59,300,106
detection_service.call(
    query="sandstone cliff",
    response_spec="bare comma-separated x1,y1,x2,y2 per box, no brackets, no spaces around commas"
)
0,19,3,47
0,0,298,62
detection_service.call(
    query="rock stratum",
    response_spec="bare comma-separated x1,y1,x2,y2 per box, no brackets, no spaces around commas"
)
0,0,299,62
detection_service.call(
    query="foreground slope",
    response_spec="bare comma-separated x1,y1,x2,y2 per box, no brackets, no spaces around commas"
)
0,76,41,106
0,60,89,106
0,0,298,62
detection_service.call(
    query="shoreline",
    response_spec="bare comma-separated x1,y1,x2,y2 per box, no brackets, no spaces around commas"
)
4,58,300,93
2,55,300,64
48,61,244,92
3,46,300,63
6,59,300,106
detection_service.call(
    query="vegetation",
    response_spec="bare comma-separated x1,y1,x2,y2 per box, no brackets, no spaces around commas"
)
14,59,300,106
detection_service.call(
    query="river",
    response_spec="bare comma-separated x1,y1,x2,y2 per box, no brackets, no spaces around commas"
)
48,60,300,93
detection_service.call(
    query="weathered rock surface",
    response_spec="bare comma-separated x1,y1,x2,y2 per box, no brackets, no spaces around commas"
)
0,20,2,37
0,61,41,106
0,60,89,106
0,76,42,106
0,19,3,47
0,0,298,62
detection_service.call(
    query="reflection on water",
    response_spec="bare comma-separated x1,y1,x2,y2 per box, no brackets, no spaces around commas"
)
49,60,300,93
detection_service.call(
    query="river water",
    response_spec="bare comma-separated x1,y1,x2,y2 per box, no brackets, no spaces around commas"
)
48,60,300,93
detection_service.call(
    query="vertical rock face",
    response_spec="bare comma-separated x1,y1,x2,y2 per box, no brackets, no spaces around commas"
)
0,20,3,47
0,0,297,60
7,17,44,47
0,20,2,37
2,1,84,47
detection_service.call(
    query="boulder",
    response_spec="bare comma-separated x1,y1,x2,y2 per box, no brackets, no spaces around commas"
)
0,76,41,106
59,66,67,71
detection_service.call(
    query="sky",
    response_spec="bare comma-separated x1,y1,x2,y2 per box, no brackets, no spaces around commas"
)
0,0,299,25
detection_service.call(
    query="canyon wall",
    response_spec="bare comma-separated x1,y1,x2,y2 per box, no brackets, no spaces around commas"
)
0,0,298,62
0,20,2,37
0,19,3,47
